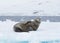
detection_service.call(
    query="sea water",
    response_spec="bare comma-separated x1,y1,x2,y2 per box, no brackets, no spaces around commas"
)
0,16,60,22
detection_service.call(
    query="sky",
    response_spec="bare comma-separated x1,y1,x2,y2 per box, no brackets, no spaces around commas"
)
0,0,60,16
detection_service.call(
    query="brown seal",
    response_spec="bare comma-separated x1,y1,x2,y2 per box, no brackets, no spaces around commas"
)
13,17,41,32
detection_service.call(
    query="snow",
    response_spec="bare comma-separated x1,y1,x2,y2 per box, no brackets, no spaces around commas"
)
0,19,60,43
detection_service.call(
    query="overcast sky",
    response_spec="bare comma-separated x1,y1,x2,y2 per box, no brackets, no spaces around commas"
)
0,0,60,16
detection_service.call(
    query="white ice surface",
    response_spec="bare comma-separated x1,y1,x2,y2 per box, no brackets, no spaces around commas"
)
0,19,60,43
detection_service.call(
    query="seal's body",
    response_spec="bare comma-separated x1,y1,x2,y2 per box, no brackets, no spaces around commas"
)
13,18,41,32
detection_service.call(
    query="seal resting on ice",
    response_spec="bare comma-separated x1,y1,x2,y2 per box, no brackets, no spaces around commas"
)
13,17,41,32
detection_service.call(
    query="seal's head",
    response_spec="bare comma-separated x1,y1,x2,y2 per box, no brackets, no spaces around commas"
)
34,17,41,24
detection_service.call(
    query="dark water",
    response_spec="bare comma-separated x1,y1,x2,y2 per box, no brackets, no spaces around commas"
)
0,16,60,22
41,40,60,43
0,40,29,43
0,40,60,43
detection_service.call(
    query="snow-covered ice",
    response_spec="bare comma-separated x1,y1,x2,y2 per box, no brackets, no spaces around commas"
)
0,19,60,43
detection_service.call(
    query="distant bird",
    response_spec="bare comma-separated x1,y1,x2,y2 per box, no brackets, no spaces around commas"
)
38,3,42,5
33,11,39,14
13,17,41,32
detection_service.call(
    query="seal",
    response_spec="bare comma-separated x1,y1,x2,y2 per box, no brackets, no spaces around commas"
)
13,17,41,32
